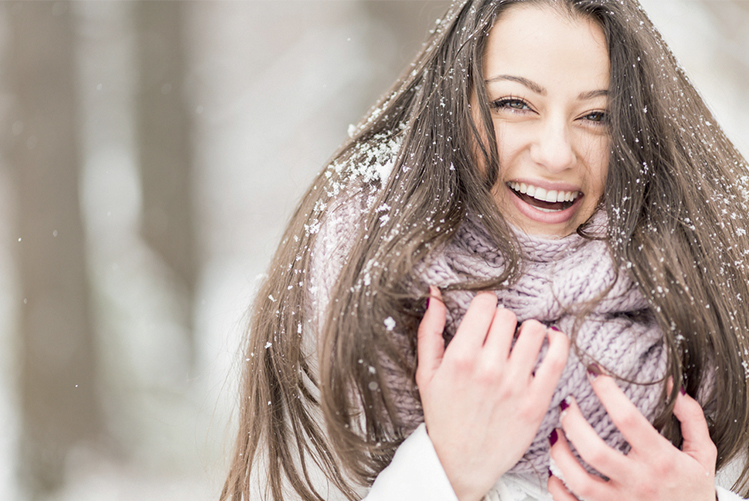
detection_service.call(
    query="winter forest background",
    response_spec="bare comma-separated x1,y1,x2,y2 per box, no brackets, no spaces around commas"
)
1,0,748,500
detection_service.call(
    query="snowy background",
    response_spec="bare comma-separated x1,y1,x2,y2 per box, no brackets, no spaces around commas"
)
0,1,746,500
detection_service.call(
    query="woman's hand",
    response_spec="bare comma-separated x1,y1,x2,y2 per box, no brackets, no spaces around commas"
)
548,371,717,501
416,287,570,501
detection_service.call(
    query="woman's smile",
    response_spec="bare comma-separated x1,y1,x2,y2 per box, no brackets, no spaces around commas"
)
480,4,610,237
505,180,584,225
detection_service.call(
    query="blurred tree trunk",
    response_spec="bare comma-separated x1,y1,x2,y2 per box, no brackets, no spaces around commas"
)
8,2,102,497
135,1,197,365
362,1,451,72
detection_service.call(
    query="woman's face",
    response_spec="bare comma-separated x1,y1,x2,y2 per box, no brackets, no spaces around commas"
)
479,4,610,237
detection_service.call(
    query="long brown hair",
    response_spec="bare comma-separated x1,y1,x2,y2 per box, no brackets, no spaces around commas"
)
221,1,749,499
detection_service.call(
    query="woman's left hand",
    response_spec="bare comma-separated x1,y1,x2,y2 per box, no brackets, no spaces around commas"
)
548,370,718,501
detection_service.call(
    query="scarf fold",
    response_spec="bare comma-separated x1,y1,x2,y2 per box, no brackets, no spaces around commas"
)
310,196,668,478
410,212,667,476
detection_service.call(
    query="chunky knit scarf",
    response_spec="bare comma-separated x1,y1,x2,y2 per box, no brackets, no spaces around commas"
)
416,212,668,476
310,197,668,478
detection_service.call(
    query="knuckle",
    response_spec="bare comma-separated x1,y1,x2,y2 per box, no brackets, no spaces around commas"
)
417,321,440,340
472,292,498,310
543,351,567,373
575,484,595,500
451,356,473,372
633,482,658,499
416,325,429,341
615,407,640,431
449,351,477,372
565,473,595,500
520,319,545,334
485,362,504,380
475,364,502,386
497,307,517,324
486,376,517,402
687,402,708,424
415,368,426,387
710,439,718,456
706,440,718,462
651,453,676,476
584,445,610,468
519,399,546,421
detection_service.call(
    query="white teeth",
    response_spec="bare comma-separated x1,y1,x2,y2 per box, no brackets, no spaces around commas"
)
508,181,580,204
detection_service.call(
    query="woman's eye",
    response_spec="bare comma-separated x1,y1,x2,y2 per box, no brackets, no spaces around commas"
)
491,98,531,111
582,111,608,124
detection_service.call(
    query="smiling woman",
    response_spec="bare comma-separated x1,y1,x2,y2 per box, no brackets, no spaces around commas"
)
222,1,749,501
479,4,609,236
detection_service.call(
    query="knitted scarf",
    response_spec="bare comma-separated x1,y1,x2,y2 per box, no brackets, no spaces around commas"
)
310,196,668,478
416,212,668,476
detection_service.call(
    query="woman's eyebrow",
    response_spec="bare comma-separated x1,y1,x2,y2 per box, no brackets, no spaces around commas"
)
485,74,546,95
485,74,608,101
578,89,609,100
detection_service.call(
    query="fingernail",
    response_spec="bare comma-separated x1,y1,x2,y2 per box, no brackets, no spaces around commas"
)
587,363,603,380
560,397,570,412
549,429,558,447
680,386,686,396
548,468,554,477
550,326,561,332
426,297,430,309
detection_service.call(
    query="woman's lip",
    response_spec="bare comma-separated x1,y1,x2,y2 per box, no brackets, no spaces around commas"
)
509,178,582,193
507,184,584,225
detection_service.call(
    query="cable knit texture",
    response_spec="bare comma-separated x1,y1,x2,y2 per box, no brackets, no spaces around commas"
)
420,213,667,476
309,192,668,480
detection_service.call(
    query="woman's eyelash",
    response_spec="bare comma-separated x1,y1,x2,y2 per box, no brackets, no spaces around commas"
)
490,97,531,111
582,111,609,124
490,99,609,125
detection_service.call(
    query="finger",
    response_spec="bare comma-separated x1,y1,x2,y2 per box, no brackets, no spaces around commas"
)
559,396,630,482
550,429,611,501
416,286,446,387
508,320,547,376
448,292,498,355
482,306,517,357
673,387,718,469
547,474,579,501
531,326,570,397
588,368,666,453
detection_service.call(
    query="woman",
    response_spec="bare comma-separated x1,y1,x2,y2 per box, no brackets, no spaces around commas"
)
222,0,749,500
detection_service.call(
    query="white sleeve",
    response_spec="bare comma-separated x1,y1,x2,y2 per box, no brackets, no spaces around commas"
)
716,454,749,501
717,486,748,501
363,424,459,501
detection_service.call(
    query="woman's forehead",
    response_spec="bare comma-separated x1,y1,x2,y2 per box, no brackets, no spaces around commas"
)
484,4,610,94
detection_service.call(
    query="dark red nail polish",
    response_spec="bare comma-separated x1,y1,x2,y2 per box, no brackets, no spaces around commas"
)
549,429,558,447
680,386,686,396
587,363,603,379
426,297,430,309
548,468,554,477
560,398,569,412
550,326,561,332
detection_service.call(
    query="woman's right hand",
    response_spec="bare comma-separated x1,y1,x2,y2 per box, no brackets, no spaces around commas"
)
416,287,570,501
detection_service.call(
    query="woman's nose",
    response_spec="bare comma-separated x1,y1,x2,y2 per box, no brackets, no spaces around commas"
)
529,119,575,173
